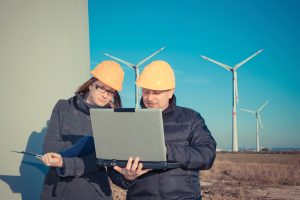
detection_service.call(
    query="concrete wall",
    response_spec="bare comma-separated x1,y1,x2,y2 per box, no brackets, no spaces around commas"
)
0,0,89,199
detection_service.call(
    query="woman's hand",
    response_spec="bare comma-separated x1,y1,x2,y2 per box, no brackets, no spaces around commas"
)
40,152,63,168
113,157,151,181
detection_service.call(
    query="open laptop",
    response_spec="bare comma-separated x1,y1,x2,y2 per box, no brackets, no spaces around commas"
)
90,108,181,170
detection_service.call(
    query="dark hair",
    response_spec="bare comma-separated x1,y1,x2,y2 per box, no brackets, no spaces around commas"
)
76,77,122,108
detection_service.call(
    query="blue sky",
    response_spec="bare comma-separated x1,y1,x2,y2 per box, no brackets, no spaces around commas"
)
88,0,300,149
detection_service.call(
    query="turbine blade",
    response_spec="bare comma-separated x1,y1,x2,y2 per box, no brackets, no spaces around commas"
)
234,72,239,103
258,114,263,128
234,49,263,70
104,53,135,69
258,100,269,112
200,55,231,71
240,108,255,114
136,68,140,79
136,46,165,67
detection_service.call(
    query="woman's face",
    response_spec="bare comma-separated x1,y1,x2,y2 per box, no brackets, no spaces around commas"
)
86,80,116,106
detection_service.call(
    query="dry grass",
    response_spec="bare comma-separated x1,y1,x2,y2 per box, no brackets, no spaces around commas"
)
111,185,126,200
111,152,300,200
218,161,300,185
208,152,300,185
201,152,300,199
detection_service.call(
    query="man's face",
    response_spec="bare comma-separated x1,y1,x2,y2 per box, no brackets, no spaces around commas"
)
141,88,174,111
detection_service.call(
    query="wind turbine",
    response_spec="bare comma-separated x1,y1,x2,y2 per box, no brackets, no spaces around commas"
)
241,100,269,152
104,47,165,108
201,49,263,152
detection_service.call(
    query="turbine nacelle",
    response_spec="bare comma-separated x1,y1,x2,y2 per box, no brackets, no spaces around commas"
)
241,100,268,129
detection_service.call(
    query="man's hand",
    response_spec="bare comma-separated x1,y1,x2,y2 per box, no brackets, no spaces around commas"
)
40,152,63,168
114,157,151,181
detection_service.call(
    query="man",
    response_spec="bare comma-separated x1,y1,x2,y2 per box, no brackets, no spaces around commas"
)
115,60,217,200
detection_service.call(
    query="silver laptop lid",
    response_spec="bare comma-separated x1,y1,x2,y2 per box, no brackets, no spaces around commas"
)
90,108,167,162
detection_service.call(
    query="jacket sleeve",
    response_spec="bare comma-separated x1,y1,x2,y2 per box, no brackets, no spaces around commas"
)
44,100,99,178
43,100,70,153
107,167,134,190
57,136,100,178
57,153,99,178
165,112,217,170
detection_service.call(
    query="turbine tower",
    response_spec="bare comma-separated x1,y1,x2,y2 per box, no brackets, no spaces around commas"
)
104,47,165,108
201,49,263,152
241,100,269,152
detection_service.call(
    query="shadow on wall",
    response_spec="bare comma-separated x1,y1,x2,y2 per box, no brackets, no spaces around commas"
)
0,123,49,200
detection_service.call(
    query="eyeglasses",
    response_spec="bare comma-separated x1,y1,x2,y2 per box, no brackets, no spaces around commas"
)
94,83,116,97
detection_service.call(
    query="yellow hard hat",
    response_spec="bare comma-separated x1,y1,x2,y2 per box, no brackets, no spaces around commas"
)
91,60,124,91
136,60,175,90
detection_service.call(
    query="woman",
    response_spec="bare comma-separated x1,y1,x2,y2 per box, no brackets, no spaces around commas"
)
40,60,126,200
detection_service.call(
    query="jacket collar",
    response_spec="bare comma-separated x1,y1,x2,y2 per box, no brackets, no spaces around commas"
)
162,95,176,115
73,92,110,115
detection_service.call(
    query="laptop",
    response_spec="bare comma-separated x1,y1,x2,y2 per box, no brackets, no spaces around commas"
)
90,108,181,170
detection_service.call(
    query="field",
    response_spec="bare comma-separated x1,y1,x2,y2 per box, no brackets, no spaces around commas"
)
200,152,300,200
111,152,300,200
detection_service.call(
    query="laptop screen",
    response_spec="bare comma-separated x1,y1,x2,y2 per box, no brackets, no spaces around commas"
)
90,108,167,162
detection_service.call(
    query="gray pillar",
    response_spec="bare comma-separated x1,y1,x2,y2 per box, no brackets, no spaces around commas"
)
0,0,89,199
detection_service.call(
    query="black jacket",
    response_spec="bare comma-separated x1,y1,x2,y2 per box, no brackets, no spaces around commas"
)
41,93,125,200
126,96,217,200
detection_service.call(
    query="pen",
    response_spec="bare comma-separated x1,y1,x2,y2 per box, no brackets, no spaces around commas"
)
10,150,43,159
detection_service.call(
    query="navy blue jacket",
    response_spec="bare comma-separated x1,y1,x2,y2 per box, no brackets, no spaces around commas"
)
41,93,125,200
126,96,217,200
